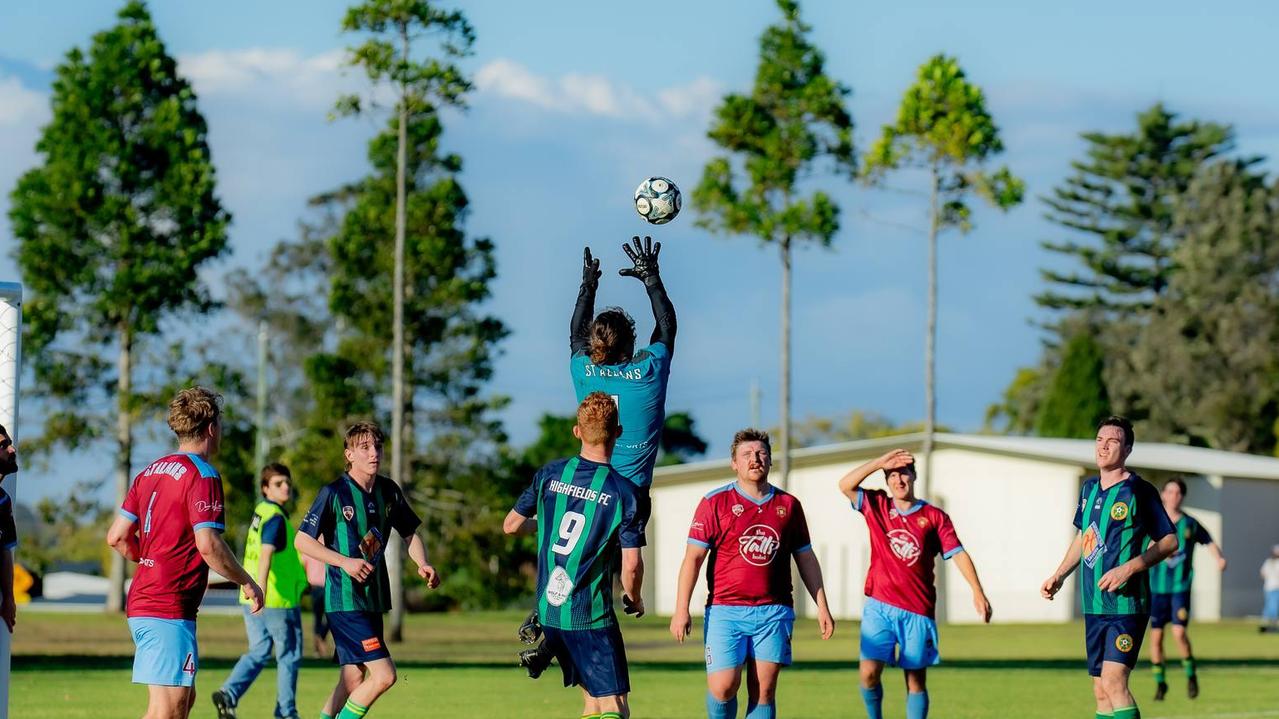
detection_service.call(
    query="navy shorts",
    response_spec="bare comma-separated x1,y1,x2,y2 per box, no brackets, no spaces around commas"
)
1084,614,1147,676
328,611,390,665
635,486,651,547
542,623,630,698
1150,592,1192,629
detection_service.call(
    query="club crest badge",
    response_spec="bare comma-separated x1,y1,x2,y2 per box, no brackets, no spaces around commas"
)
776,506,787,518
342,505,355,521
917,517,929,529
731,504,745,517
1110,502,1129,521
1115,634,1134,652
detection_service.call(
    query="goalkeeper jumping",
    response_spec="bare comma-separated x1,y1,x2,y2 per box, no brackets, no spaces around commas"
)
518,236,677,674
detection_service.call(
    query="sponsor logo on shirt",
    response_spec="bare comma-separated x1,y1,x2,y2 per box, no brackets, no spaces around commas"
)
1082,522,1106,568
545,566,574,607
1115,634,1133,652
194,500,223,514
1110,502,1129,521
888,528,922,566
731,504,744,517
362,637,383,652
342,506,355,521
738,525,781,566
690,520,705,532
1165,551,1185,569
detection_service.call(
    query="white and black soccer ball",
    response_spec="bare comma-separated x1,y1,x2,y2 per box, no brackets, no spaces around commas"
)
634,176,682,225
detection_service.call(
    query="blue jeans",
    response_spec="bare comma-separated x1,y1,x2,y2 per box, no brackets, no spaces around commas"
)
1264,589,1279,622
222,607,302,717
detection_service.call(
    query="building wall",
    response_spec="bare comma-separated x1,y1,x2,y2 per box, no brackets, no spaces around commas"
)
651,448,1085,623
1220,476,1279,617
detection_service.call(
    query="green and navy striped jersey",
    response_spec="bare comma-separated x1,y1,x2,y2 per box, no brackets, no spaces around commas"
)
299,474,422,613
514,456,641,630
1149,513,1212,595
1073,472,1175,615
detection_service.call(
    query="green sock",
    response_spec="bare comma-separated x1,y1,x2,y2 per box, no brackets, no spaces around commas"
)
600,714,622,719
336,700,369,719
1113,706,1140,719
581,715,602,719
1152,662,1165,683
321,714,335,719
1183,656,1196,677
1096,712,1114,719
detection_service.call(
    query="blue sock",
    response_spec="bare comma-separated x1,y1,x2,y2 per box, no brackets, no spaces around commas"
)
906,691,929,719
859,685,884,719
745,702,774,718
706,692,737,719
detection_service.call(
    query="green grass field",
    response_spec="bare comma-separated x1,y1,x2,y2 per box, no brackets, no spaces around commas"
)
11,610,1279,718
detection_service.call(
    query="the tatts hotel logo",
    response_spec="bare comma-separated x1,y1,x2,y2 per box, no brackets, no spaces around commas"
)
738,525,780,566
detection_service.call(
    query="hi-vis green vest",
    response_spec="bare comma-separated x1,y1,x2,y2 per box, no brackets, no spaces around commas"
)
242,501,307,608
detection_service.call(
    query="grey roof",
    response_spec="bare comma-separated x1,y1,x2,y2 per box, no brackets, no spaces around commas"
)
652,432,1279,486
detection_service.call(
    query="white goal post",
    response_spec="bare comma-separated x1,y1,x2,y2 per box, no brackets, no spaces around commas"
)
0,281,22,719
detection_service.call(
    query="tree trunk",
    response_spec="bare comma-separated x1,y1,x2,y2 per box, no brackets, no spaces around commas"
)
778,236,792,491
106,323,133,613
386,24,410,643
254,319,269,473
922,167,940,495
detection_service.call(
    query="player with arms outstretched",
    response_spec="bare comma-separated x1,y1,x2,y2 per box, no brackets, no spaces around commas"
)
671,429,834,719
518,237,677,658
838,449,992,719
105,387,265,719
295,422,442,719
504,392,645,719
1148,477,1227,701
1042,416,1177,719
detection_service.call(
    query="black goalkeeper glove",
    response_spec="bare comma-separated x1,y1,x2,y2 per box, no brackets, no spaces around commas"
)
582,246,602,290
619,236,662,285
622,593,645,618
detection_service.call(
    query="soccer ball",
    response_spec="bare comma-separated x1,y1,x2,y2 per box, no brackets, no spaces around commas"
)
634,176,682,225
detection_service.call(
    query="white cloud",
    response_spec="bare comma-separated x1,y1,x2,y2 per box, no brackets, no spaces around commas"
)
0,75,47,127
475,58,720,123
177,48,352,111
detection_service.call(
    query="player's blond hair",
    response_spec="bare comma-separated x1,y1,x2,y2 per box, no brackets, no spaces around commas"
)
576,392,620,445
730,428,771,460
168,387,222,443
343,421,385,470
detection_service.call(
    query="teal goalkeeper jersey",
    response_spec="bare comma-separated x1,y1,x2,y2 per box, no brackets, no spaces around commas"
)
514,456,641,630
570,343,671,488
1073,473,1175,615
1149,513,1212,595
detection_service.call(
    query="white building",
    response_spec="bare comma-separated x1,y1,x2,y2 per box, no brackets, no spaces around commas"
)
645,433,1279,623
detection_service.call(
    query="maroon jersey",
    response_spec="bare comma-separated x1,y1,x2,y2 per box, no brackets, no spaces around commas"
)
119,452,226,620
687,482,813,607
854,488,963,618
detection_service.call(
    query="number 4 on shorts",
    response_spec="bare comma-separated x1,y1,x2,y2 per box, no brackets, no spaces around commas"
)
183,653,196,675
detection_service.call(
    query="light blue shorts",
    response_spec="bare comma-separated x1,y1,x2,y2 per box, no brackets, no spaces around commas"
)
859,597,940,670
703,604,795,674
128,617,198,687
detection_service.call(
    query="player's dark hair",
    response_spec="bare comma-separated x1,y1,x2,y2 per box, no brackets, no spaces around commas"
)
577,392,620,445
1097,415,1135,448
1163,477,1187,496
0,423,7,438
260,462,292,489
590,307,635,365
168,386,223,443
885,462,917,480
730,428,771,460
343,421,385,470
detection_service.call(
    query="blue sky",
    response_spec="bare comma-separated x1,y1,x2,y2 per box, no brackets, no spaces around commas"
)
2,1,1279,502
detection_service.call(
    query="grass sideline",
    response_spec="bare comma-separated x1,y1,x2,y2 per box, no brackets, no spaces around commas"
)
11,610,1279,718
